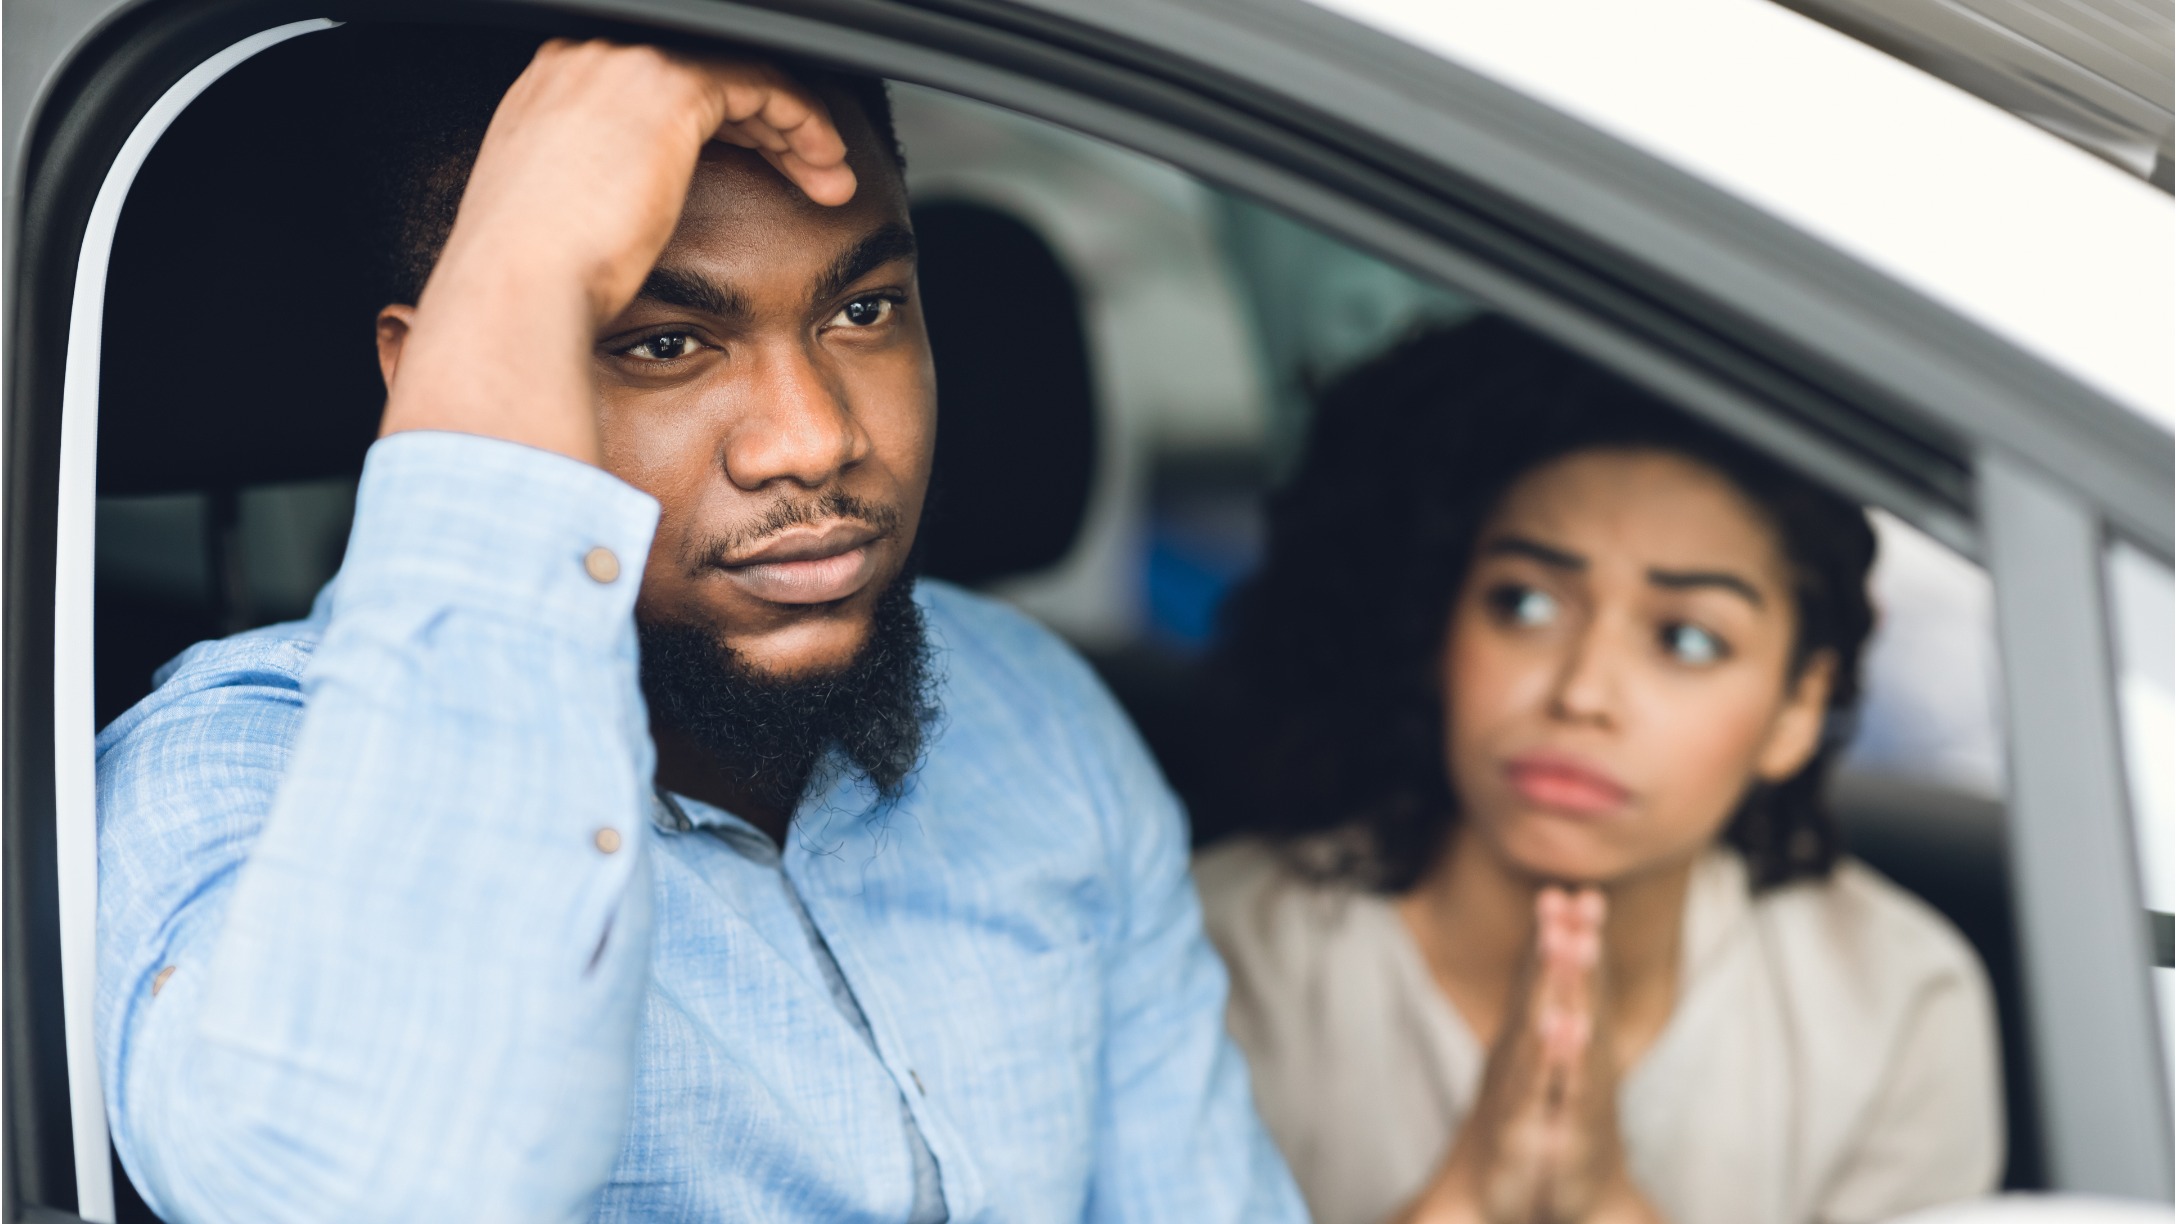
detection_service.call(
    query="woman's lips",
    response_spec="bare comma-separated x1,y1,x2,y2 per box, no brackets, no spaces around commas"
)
1504,752,1632,818
717,525,883,605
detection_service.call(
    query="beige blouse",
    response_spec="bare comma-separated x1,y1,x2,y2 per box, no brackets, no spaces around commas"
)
1197,841,2004,1224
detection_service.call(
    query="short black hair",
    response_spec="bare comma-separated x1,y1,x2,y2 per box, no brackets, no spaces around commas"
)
359,25,904,305
1196,317,1878,892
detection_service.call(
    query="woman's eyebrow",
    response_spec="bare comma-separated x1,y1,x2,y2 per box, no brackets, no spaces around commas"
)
1483,536,1586,570
1647,566,1765,607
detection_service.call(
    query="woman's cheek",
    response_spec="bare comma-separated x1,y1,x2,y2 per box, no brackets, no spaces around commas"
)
1442,614,1516,742
1632,672,1783,848
1440,612,1546,805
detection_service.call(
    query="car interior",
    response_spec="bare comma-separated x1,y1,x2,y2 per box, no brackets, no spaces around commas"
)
53,17,2066,1217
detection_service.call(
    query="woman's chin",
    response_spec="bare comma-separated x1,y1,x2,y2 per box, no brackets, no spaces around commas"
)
1489,819,1635,887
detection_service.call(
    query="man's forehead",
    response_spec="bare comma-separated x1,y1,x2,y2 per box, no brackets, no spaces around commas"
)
644,223,914,315
667,142,907,255
646,170,914,318
684,75,905,213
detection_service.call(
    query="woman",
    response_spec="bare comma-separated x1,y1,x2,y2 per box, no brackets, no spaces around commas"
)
1195,319,2002,1224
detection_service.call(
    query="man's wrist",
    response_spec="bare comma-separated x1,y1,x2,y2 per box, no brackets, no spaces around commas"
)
336,430,658,640
383,236,603,463
428,220,603,316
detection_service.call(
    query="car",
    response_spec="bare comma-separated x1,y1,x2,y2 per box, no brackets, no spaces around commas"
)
5,1,2169,1220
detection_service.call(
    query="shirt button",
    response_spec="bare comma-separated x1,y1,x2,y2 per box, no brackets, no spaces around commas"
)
152,966,176,996
583,546,621,584
593,827,623,855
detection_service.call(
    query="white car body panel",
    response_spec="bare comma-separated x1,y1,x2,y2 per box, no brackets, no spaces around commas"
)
1308,0,2175,429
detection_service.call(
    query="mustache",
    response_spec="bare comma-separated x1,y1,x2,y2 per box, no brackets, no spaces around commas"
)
688,489,904,571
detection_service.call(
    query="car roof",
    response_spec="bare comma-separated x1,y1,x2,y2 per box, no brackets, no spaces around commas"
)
1309,0,2175,430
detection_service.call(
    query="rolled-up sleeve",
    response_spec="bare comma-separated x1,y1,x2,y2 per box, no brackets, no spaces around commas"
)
97,431,661,1223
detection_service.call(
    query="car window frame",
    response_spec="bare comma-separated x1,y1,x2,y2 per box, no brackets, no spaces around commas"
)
7,0,2169,1216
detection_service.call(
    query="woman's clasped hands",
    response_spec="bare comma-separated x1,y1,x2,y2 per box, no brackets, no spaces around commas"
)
1403,888,1664,1224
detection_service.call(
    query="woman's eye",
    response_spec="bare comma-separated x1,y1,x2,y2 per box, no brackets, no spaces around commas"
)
1660,622,1729,665
1486,584,1559,628
831,296,896,329
623,332,700,362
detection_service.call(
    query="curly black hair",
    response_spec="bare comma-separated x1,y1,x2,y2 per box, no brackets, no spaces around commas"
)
1196,317,1878,893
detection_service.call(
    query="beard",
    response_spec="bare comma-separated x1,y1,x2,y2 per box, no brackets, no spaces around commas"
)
637,573,939,818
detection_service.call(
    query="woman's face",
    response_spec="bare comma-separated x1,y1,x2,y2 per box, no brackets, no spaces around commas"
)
1440,447,1837,886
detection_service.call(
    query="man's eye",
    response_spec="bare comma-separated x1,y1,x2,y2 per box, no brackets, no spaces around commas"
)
1660,622,1729,665
623,332,700,362
1486,584,1558,628
831,296,896,329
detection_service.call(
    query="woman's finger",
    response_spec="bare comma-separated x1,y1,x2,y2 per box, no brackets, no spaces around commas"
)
1533,890,1584,1027
1571,886,1607,930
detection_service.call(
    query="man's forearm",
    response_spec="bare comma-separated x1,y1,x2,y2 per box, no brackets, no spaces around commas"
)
109,434,661,1222
105,40,869,1220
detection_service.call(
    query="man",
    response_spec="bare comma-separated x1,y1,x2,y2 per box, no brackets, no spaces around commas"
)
95,34,1304,1222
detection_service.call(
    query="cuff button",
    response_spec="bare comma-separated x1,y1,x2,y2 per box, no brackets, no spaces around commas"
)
583,546,621,585
594,827,624,855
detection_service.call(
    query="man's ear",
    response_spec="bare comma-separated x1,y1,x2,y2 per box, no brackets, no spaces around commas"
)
1755,649,1839,783
375,304,417,393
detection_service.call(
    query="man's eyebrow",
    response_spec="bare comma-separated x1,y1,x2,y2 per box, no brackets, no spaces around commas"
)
1647,567,1765,607
635,266,750,322
1483,536,1587,570
812,223,918,306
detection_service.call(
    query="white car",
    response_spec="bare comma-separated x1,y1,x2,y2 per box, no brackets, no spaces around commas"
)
4,1,2168,1219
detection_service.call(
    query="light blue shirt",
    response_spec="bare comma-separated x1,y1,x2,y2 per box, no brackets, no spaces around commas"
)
95,432,1305,1223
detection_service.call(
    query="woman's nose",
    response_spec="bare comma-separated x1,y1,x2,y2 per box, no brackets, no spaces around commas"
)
1548,621,1621,727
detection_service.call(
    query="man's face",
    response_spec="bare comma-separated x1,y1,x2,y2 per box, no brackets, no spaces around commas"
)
593,100,932,678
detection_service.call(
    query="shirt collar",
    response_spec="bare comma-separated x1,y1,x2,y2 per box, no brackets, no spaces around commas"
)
652,789,781,865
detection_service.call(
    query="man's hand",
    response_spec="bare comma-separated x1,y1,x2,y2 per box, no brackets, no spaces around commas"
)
1399,888,1665,1224
376,40,855,464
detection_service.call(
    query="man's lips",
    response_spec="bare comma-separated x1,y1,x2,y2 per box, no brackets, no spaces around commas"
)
1504,752,1633,818
715,522,883,605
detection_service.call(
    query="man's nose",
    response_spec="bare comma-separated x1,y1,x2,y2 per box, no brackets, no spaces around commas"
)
719,340,871,491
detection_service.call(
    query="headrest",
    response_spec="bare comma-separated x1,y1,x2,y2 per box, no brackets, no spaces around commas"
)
911,200,1097,586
